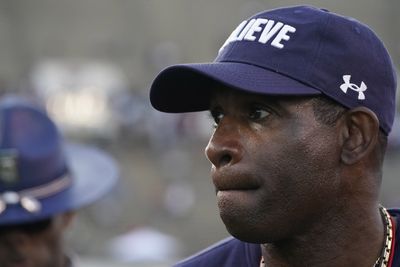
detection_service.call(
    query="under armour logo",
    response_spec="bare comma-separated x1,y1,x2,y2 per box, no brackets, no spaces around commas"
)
340,75,367,100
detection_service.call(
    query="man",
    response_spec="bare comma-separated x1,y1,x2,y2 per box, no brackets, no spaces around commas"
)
150,5,399,267
0,96,118,267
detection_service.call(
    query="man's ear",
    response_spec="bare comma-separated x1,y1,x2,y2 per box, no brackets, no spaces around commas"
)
339,107,379,165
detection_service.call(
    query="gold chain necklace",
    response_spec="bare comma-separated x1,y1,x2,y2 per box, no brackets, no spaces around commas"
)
374,205,393,267
259,206,393,267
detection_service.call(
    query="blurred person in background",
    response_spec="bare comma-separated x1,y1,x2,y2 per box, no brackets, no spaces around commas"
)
150,5,400,267
0,95,118,267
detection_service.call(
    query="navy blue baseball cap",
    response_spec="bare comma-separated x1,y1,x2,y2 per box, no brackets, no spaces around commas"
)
150,5,397,135
0,96,119,225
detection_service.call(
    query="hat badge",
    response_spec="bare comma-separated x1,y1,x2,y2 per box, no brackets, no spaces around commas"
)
0,149,19,184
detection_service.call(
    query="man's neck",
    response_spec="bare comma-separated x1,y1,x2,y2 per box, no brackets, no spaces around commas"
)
260,203,384,267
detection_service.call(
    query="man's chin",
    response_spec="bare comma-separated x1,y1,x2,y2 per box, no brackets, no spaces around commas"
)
221,216,285,244
226,227,268,244
221,217,266,243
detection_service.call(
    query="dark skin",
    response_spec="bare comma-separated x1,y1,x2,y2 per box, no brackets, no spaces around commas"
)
205,88,384,266
0,212,75,267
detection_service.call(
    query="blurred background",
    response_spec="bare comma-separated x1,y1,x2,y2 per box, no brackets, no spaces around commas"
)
0,0,399,266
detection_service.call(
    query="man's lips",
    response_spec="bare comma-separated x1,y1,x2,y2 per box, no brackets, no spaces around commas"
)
5,259,30,267
212,170,261,192
4,252,30,267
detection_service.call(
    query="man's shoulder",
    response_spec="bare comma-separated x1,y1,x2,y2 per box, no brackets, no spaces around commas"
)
173,237,261,267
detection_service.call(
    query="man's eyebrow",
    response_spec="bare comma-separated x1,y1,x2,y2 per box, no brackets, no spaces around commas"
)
210,89,315,109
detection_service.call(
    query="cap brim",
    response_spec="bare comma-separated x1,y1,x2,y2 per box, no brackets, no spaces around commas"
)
0,143,119,225
150,62,321,113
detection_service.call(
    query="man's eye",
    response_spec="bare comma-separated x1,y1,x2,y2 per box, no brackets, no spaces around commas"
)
248,108,270,120
210,109,224,126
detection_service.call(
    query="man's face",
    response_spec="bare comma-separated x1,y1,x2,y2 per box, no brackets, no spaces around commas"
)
0,213,74,267
205,89,343,243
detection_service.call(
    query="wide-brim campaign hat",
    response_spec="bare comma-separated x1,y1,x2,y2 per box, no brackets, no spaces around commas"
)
150,5,397,135
0,96,119,225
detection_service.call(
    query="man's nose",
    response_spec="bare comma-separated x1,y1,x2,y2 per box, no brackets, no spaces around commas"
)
205,122,243,169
